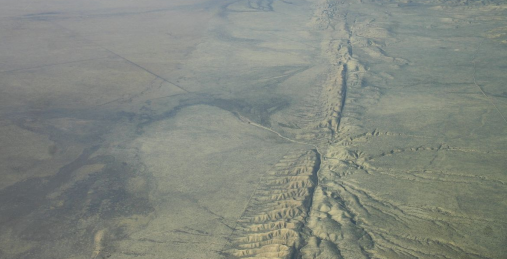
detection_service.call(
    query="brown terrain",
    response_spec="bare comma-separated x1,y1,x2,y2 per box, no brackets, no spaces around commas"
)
0,0,506,258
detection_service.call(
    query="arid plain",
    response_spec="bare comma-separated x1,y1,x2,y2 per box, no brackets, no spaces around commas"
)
0,0,506,258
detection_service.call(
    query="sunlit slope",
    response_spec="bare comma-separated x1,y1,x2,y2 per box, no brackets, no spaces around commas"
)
224,0,507,258
0,0,505,258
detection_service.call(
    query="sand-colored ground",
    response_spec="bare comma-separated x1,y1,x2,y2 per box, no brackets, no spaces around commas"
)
0,0,506,258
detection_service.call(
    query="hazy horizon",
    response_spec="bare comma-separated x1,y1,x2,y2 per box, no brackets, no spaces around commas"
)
0,0,506,258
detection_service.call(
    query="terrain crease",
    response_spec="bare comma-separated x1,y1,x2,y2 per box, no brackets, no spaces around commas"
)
225,0,507,258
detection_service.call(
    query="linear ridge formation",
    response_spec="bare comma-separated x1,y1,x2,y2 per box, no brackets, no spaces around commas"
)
224,0,507,258
224,150,320,258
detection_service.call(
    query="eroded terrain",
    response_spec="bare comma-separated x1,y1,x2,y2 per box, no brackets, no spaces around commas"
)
0,0,506,258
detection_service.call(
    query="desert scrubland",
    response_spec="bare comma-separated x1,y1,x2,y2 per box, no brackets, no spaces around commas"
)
0,0,506,258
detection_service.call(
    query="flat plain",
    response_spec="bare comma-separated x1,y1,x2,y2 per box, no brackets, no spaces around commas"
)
0,0,506,258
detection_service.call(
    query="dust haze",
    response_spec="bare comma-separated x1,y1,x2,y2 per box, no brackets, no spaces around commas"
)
0,0,506,258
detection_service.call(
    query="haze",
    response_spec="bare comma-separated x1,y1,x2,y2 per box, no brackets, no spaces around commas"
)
0,0,506,258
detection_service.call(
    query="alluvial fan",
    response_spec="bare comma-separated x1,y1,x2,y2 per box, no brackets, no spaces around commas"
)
224,150,320,258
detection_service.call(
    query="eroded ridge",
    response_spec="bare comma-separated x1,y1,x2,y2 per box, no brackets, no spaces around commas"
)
224,150,320,258
228,0,507,258
288,0,371,142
